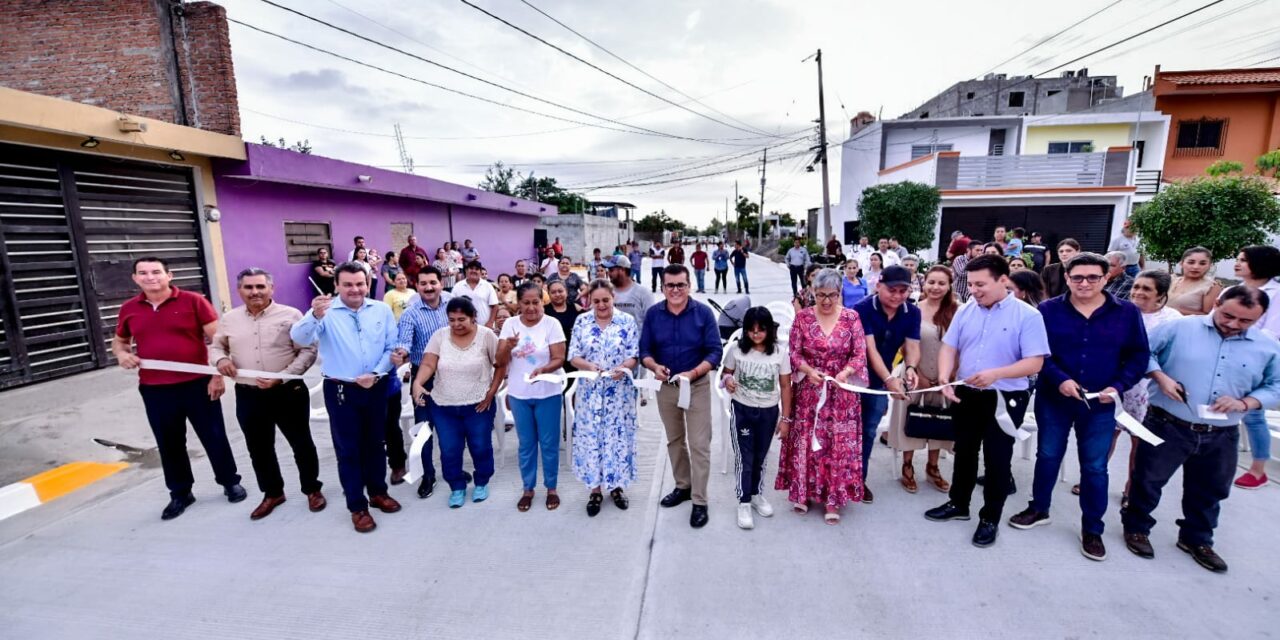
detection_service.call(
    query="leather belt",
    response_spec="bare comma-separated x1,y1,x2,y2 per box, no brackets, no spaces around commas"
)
1150,406,1218,433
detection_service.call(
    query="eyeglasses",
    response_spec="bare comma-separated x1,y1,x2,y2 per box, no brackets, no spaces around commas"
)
663,282,689,290
814,292,840,300
1068,275,1104,284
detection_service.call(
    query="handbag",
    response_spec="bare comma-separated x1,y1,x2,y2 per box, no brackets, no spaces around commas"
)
903,401,956,441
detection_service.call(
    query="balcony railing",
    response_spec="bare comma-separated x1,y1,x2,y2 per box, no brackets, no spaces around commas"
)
1135,169,1163,195
953,153,1107,189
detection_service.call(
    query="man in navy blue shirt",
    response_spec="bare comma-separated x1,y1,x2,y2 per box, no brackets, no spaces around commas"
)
853,266,921,503
641,264,723,528
1008,253,1149,562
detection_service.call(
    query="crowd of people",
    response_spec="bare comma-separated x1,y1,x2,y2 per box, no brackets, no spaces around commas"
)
112,224,1278,573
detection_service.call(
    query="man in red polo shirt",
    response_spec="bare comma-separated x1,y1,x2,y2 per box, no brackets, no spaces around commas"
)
112,256,245,520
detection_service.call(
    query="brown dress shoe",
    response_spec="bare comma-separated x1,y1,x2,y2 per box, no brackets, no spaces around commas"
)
351,510,376,533
307,491,327,512
389,467,407,485
369,494,402,513
249,495,287,520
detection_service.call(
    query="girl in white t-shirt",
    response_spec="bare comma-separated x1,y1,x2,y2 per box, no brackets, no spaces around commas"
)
721,306,792,530
497,282,567,512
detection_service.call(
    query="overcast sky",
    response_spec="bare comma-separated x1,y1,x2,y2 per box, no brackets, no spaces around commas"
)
222,0,1278,228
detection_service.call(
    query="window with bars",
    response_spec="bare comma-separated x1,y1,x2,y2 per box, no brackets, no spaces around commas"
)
910,143,953,159
284,222,332,264
1174,119,1227,156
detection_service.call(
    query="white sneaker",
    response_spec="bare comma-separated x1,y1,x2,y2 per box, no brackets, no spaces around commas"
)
736,503,755,529
750,495,774,517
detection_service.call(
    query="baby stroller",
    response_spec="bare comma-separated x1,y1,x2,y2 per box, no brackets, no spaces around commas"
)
707,294,752,343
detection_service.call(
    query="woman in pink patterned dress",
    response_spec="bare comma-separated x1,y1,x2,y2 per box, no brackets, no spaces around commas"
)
776,268,869,524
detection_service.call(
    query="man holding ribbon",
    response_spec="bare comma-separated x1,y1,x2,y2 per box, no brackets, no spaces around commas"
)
924,255,1049,548
641,264,722,528
391,265,451,499
291,262,402,533
211,267,326,520
1121,286,1280,572
112,257,245,520
852,265,921,504
1007,253,1149,562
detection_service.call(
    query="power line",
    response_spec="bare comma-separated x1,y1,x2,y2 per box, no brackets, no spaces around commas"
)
250,0,776,145
516,0,779,138
228,18,769,146
1248,54,1280,66
590,149,812,192
976,0,1128,78
456,0,782,139
567,136,811,190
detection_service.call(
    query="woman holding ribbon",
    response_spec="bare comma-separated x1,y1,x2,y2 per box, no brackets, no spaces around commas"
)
497,282,566,512
777,268,868,524
568,279,640,517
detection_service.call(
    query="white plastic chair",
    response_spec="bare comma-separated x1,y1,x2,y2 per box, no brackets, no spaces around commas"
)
716,335,740,474
562,377,580,458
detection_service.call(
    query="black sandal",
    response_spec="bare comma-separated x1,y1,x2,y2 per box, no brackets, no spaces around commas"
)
610,488,629,510
587,492,603,517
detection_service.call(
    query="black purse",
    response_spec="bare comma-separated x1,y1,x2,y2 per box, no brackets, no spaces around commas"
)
903,402,956,441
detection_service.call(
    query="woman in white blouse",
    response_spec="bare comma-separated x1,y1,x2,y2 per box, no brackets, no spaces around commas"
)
412,297,506,509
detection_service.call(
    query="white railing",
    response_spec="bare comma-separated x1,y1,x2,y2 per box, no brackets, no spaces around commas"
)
955,152,1107,189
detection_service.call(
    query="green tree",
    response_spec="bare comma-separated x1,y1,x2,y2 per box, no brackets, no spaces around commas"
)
478,161,517,195
703,218,725,237
634,209,686,232
855,181,942,253
1205,160,1244,177
1128,176,1280,264
514,174,589,214
259,136,312,154
1256,149,1280,178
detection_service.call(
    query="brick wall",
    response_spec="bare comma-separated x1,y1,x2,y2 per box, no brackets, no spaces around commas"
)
0,0,239,136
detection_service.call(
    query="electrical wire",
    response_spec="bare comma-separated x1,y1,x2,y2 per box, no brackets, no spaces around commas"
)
975,0,1128,79
456,0,782,139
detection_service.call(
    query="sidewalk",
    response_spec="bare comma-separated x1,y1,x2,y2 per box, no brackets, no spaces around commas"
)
0,252,1277,638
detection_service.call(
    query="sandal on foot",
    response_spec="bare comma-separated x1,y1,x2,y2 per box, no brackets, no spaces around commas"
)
926,464,950,492
586,492,603,517
610,488,629,510
1071,484,1081,496
546,492,560,511
793,502,809,515
824,509,840,525
901,463,918,493
517,492,534,512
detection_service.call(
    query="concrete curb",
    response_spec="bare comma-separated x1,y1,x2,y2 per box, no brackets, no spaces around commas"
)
0,462,128,521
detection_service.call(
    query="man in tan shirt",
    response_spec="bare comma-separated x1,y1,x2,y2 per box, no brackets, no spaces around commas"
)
212,267,325,520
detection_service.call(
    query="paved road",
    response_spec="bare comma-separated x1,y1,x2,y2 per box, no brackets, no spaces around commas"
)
1,253,1277,638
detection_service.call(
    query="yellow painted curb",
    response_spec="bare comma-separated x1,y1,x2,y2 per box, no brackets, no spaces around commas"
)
23,462,130,503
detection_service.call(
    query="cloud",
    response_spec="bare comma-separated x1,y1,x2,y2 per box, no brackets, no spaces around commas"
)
685,9,701,31
276,69,370,96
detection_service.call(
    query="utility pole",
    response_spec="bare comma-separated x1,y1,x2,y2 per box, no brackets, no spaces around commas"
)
734,180,739,242
394,123,414,174
724,196,728,241
757,148,767,249
805,49,834,242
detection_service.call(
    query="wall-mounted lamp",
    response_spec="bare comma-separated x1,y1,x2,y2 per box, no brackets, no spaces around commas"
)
509,200,519,207
80,137,100,148
357,175,373,183
466,193,478,201
203,205,222,222
117,116,147,133
539,206,546,212
168,150,185,161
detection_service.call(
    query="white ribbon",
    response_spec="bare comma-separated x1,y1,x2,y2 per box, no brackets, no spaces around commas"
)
1084,391,1165,446
991,390,1032,442
403,421,434,484
138,359,308,380
525,370,664,392
672,375,692,410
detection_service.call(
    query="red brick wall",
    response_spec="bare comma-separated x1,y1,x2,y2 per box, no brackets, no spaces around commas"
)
0,0,240,136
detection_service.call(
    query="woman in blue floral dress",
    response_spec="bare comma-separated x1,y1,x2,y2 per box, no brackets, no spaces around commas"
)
568,279,640,517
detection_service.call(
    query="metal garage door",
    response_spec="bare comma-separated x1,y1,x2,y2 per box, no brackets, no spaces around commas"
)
938,205,1115,256
0,143,208,389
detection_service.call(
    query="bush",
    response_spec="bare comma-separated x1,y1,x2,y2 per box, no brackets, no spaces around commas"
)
856,181,941,253
1128,176,1280,265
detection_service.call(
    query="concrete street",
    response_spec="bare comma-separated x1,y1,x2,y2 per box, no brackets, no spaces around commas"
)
1,254,1277,639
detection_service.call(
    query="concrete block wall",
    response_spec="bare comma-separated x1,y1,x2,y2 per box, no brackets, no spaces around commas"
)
537,214,632,264
0,0,240,135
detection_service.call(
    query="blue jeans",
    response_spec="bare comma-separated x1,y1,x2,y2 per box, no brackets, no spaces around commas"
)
1031,400,1116,535
694,268,706,292
409,364,438,482
734,267,749,293
509,395,561,490
860,394,889,480
1243,408,1271,461
1124,264,1140,278
631,268,642,285
430,398,495,491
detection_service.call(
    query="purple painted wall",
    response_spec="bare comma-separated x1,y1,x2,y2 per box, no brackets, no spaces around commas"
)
214,144,553,312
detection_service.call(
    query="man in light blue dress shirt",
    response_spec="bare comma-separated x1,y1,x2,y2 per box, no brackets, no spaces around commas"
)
1121,286,1280,572
291,263,403,533
924,255,1050,549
